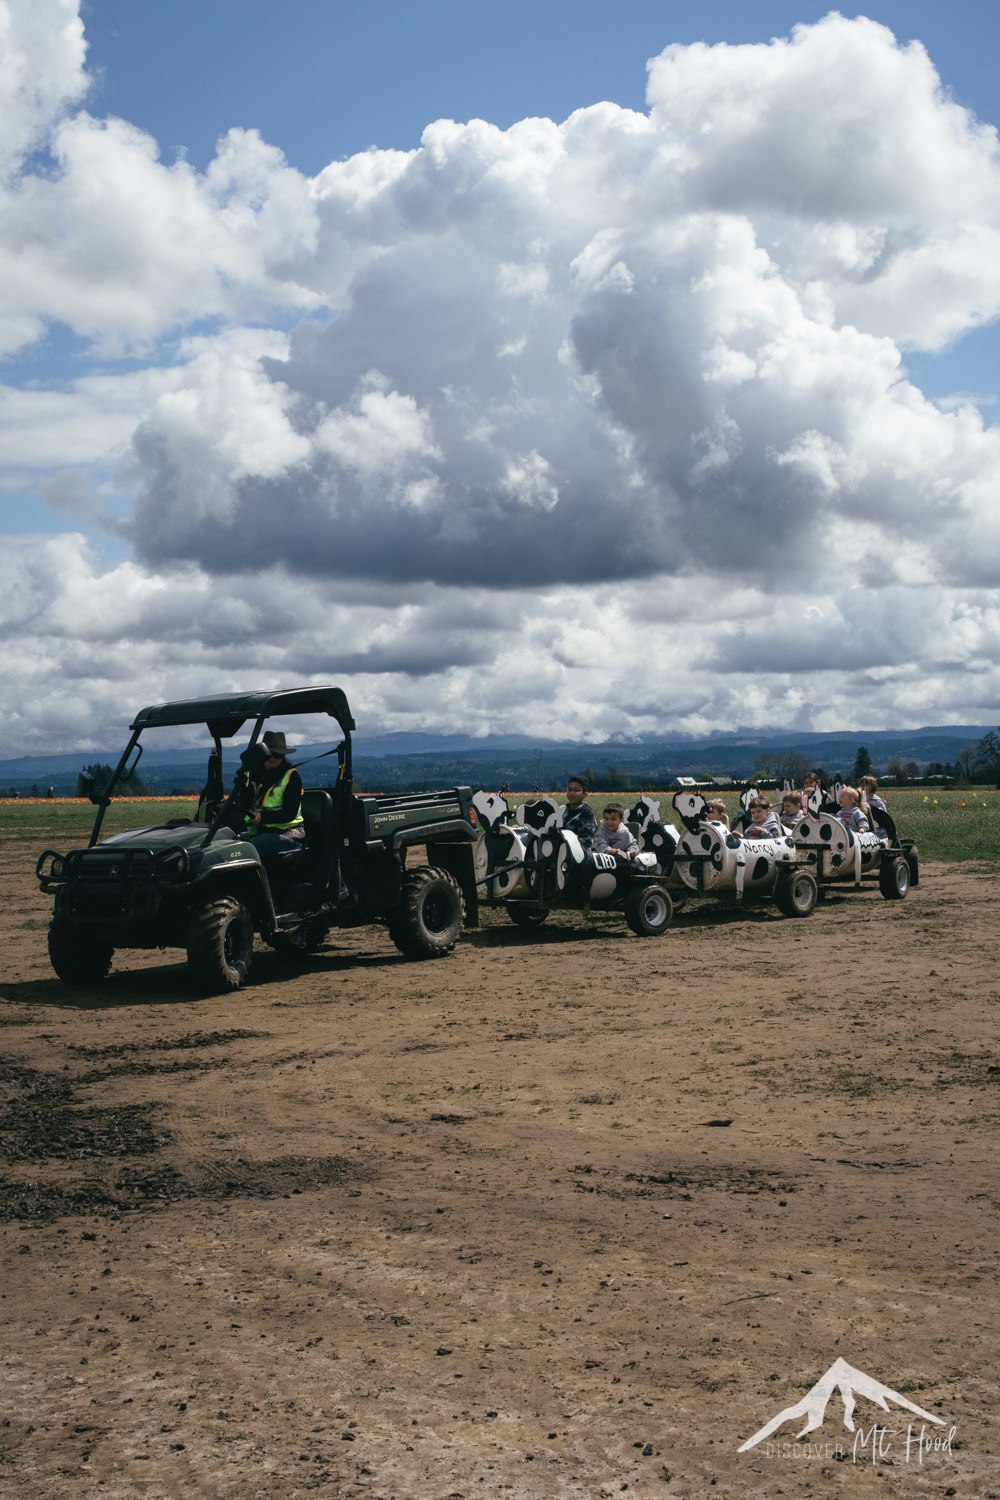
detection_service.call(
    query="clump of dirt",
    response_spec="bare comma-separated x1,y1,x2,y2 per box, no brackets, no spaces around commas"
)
0,1056,355,1221
0,1154,356,1223
0,1060,171,1162
67,1028,264,1059
572,1162,799,1198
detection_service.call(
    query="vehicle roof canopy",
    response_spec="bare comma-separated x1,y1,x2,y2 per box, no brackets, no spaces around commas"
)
130,686,356,737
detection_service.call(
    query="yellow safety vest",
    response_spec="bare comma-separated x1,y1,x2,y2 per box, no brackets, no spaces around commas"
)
248,766,304,833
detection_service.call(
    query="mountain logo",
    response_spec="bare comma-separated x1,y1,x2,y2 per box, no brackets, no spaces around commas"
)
739,1357,945,1453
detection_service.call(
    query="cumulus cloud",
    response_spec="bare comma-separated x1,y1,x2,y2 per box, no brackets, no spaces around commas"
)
113,13,1000,600
0,0,87,177
2,5,1000,748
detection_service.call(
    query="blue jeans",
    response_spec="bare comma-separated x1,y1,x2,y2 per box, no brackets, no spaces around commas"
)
249,830,304,881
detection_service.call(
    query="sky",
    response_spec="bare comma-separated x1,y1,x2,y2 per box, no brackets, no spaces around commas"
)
2,0,1000,752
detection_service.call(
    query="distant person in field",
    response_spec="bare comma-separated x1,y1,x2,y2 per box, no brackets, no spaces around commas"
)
742,795,782,840
836,785,870,834
562,775,597,850
593,802,638,859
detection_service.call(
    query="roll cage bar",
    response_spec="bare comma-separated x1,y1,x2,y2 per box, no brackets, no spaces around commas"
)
87,686,355,847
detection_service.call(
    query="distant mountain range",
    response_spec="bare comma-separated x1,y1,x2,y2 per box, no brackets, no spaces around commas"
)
0,724,992,795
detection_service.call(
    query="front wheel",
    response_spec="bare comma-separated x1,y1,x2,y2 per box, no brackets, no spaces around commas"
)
186,896,254,992
388,866,464,958
879,854,910,901
623,884,673,936
48,918,113,984
773,867,818,918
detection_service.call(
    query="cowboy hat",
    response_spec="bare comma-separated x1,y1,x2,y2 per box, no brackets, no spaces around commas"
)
262,730,296,758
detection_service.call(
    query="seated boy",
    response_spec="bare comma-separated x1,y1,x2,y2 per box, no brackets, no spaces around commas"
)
743,795,782,840
593,802,639,859
780,790,804,830
705,799,730,827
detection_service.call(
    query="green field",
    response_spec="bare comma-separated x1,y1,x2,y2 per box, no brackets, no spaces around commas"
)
4,787,997,864
1,798,199,843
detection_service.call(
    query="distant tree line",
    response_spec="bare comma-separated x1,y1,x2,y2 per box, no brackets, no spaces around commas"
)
752,729,1000,789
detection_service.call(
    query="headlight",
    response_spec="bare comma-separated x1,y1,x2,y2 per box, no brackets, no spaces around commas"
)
155,847,189,879
36,850,66,882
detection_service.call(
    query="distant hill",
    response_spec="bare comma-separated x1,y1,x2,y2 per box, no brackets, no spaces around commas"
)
0,724,993,795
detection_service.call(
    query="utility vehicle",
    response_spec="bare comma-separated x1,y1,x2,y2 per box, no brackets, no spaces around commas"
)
37,687,479,992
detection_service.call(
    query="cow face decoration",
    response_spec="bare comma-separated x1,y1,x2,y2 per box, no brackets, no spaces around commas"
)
672,791,708,833
472,789,511,834
516,797,561,834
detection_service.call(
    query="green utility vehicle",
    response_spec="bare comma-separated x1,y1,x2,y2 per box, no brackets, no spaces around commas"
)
37,687,479,992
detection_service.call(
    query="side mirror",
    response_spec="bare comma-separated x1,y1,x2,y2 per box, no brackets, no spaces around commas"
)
76,771,100,804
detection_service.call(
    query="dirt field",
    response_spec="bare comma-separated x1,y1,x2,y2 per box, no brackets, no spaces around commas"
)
2,833,998,1498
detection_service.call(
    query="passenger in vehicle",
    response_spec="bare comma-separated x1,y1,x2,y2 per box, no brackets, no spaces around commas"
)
562,775,597,849
859,775,888,813
593,802,639,859
705,799,730,828
780,791,805,830
743,796,782,840
836,785,870,834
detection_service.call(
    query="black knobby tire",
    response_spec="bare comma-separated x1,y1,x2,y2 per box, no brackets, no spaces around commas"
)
623,884,673,936
48,918,113,984
879,854,910,901
773,867,818,918
388,866,464,959
506,904,550,928
186,896,254,992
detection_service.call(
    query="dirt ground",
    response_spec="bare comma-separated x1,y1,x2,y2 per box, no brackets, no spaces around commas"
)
1,834,998,1499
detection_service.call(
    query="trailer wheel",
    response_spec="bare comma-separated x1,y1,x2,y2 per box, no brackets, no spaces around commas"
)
187,896,254,992
903,842,920,888
388,866,464,958
48,918,113,984
624,885,673,937
879,854,910,901
773,868,818,918
506,904,549,928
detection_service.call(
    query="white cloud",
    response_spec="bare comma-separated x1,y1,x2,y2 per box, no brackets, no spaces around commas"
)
0,0,87,178
1,5,999,746
0,117,320,356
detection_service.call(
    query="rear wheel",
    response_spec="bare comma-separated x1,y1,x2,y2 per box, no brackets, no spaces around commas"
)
773,867,818,918
623,884,673,936
388,866,464,958
187,896,253,992
506,904,549,928
879,854,910,901
903,842,920,888
48,918,113,984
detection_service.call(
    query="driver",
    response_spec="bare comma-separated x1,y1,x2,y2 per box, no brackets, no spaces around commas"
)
245,731,305,875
